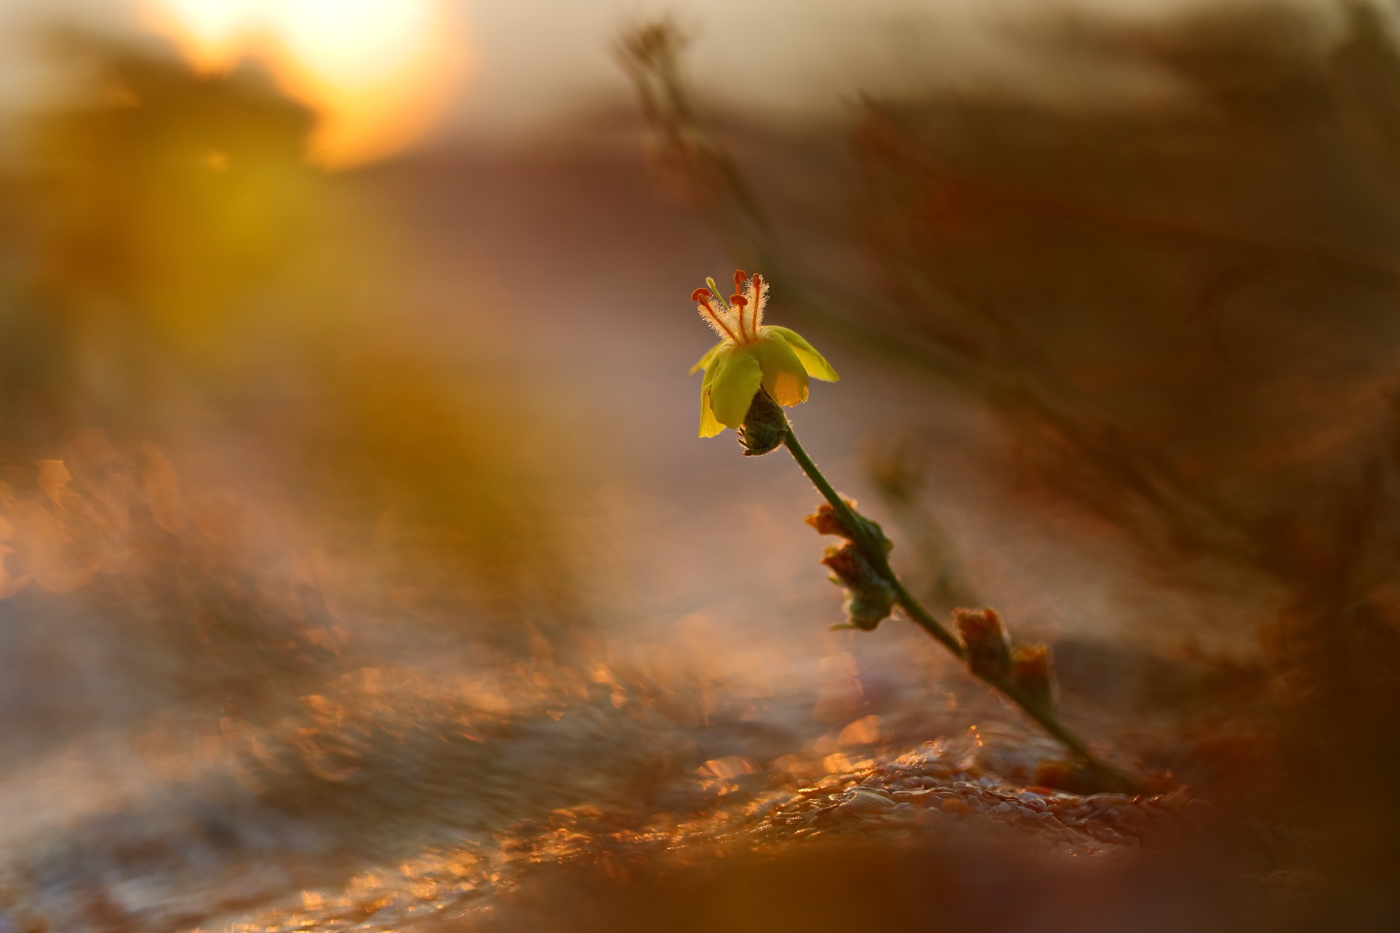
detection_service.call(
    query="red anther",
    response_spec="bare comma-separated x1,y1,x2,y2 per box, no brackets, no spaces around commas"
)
691,287,712,304
734,270,749,289
729,295,748,307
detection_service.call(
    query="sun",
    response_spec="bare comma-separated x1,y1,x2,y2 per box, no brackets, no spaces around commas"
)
138,0,466,167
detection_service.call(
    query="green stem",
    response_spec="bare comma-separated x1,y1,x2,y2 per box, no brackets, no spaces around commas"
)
885,575,966,659
780,420,1140,795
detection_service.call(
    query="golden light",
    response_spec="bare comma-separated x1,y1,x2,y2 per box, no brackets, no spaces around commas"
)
138,0,466,167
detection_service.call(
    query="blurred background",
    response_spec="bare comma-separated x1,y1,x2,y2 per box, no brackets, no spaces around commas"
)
2,0,1400,930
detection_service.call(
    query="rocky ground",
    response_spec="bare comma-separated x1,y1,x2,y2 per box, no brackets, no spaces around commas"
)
0,644,1304,933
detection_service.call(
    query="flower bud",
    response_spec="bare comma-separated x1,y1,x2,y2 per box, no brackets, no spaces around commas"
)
844,589,896,631
737,390,787,456
821,541,895,630
1009,642,1056,710
954,607,1011,681
804,501,858,538
804,501,893,554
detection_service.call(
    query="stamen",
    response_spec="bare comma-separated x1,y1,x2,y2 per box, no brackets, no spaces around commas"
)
694,286,738,342
728,295,749,340
750,272,766,331
735,272,752,334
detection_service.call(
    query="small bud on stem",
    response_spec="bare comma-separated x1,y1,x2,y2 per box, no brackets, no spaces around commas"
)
954,607,1012,681
1009,643,1057,712
821,541,896,630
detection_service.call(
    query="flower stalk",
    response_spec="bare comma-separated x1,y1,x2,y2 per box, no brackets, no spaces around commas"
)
775,404,1139,794
686,269,1137,793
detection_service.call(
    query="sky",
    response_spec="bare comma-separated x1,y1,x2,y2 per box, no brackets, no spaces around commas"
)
0,0,1353,162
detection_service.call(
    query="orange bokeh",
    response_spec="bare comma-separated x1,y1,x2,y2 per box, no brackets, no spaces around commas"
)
137,0,467,167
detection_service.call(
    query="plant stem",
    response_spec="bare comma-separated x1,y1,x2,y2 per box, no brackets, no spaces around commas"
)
780,420,1140,794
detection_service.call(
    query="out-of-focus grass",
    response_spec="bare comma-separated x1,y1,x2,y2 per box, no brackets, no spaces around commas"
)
0,32,598,751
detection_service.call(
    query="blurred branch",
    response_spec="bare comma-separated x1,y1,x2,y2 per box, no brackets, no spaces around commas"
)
618,17,1400,591
616,22,773,258
616,22,974,388
866,434,979,614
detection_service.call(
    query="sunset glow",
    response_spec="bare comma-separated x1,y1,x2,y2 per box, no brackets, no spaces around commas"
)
139,0,466,166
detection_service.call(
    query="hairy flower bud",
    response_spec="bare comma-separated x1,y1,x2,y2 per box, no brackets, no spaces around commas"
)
737,390,788,456
803,502,850,538
954,607,1011,681
804,501,893,556
844,590,896,631
821,541,895,630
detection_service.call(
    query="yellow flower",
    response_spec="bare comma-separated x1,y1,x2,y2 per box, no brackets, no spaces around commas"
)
689,270,839,437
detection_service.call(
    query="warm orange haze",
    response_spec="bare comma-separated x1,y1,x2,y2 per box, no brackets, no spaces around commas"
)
136,0,466,166
1,1,1399,930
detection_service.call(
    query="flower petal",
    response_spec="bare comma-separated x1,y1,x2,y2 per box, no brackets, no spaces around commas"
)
690,339,727,375
766,326,839,382
697,348,728,436
709,346,764,428
749,334,809,407
699,386,725,437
